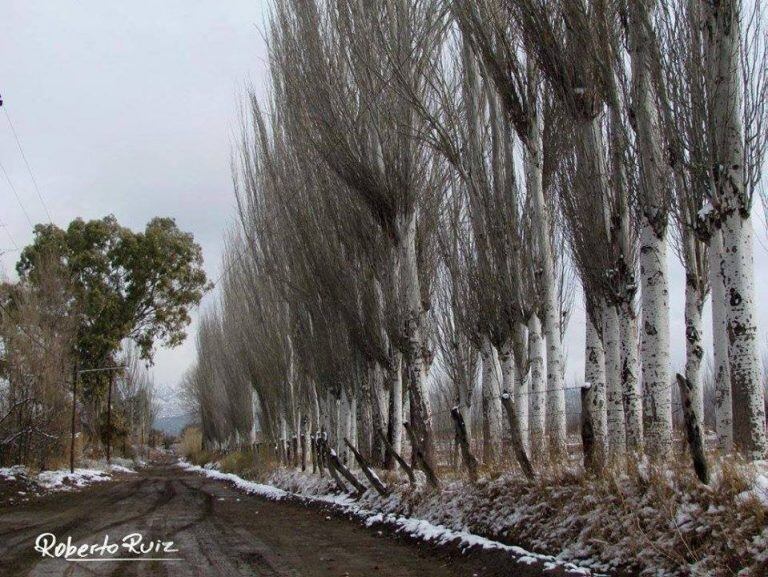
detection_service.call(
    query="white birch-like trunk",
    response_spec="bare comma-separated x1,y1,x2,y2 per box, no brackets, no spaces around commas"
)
334,394,342,455
480,334,503,465
359,367,374,458
371,362,388,465
708,0,767,458
721,214,766,457
710,230,733,451
526,105,566,459
628,0,671,460
603,303,626,459
302,414,311,471
279,413,288,464
528,314,546,460
500,338,526,450
684,273,706,426
585,313,607,465
349,393,357,465
620,304,643,452
399,211,436,468
389,352,403,457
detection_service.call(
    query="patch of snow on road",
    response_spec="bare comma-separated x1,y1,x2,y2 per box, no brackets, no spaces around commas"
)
36,468,112,491
0,465,27,481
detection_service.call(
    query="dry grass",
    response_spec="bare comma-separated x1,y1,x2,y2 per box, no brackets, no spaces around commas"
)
261,451,767,577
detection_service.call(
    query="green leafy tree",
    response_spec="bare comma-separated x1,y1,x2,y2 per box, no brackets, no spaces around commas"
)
17,216,211,385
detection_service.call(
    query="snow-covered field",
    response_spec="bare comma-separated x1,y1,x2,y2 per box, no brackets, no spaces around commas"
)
180,458,768,577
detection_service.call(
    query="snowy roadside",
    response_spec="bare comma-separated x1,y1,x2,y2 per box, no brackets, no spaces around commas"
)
179,458,768,577
0,457,141,505
177,460,595,576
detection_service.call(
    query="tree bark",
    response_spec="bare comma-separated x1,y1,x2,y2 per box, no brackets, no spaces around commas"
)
584,312,607,471
386,352,404,469
500,393,535,480
627,0,672,460
526,103,566,460
371,362,388,467
710,230,733,452
450,407,478,482
399,211,437,470
480,334,503,465
403,421,440,489
684,269,706,427
676,374,710,484
603,302,626,460
707,0,767,459
619,303,643,453
376,428,415,484
528,314,546,460
500,338,526,451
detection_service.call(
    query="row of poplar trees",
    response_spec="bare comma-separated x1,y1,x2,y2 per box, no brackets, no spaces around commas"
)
186,0,768,480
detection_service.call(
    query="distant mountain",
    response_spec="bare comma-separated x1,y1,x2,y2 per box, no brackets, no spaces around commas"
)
153,382,187,419
152,382,196,435
154,412,196,436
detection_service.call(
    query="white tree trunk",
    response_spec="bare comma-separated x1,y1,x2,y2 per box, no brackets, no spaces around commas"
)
620,303,643,453
708,0,767,459
399,211,436,468
526,108,566,458
480,334,503,465
584,312,607,465
348,392,357,465
628,0,671,460
279,413,288,464
603,302,626,459
710,230,733,452
528,313,546,460
371,362,388,465
721,214,766,457
334,394,342,455
684,272,705,426
500,338,526,450
389,352,403,457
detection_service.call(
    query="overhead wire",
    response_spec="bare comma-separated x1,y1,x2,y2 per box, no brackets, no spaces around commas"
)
0,158,34,229
3,107,53,223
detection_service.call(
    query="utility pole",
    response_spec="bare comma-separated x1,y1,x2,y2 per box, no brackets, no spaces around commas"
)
70,363,78,474
69,365,125,472
106,371,114,463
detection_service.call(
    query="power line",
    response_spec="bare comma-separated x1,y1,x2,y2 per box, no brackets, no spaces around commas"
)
0,158,34,229
0,222,19,250
3,107,53,223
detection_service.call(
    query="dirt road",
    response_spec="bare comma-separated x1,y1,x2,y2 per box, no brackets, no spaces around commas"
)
0,465,581,577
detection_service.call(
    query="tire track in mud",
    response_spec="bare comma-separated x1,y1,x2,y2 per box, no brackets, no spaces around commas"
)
0,464,582,577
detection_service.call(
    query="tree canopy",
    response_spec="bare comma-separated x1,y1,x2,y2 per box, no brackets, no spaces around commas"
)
16,215,210,369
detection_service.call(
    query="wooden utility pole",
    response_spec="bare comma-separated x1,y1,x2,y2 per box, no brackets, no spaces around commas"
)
69,363,78,474
70,365,125,470
106,372,114,463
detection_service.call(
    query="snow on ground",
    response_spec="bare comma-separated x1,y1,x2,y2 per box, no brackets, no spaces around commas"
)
0,458,141,504
178,460,592,576
0,465,27,482
36,468,112,491
181,457,768,577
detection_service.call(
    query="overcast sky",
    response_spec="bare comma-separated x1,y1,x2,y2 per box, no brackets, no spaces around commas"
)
1,0,270,393
2,1,768,405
